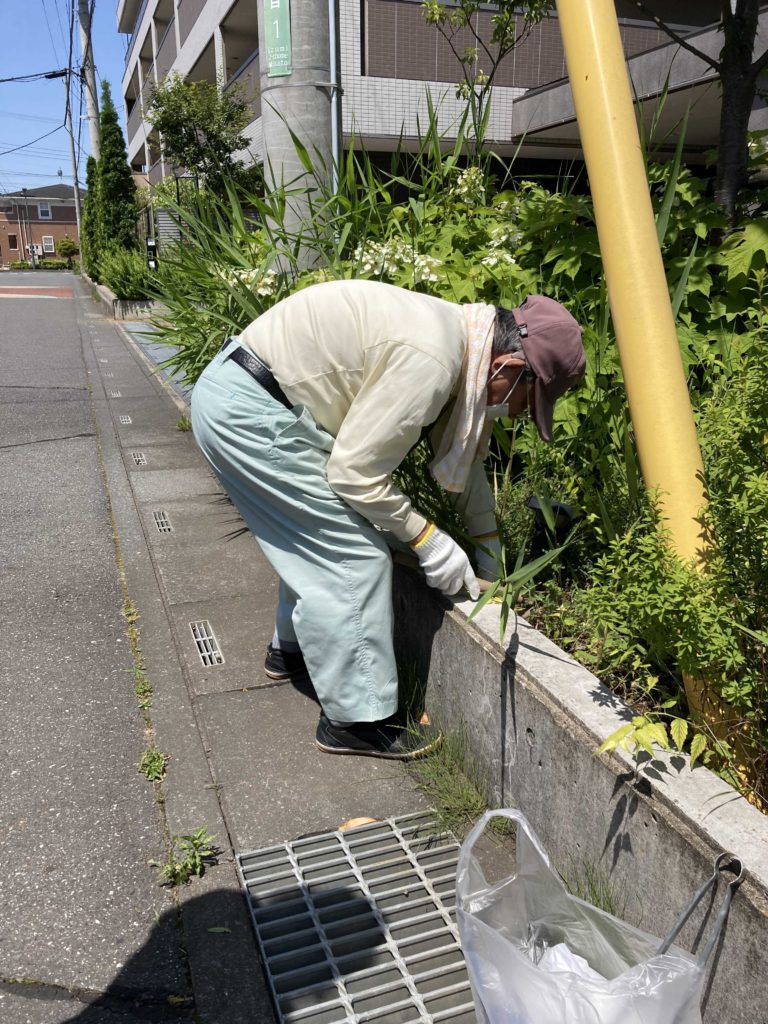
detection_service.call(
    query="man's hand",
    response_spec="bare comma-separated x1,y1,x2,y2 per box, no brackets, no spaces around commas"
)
409,524,480,600
473,531,502,582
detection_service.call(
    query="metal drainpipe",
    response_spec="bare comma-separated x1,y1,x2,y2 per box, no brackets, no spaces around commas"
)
328,0,341,194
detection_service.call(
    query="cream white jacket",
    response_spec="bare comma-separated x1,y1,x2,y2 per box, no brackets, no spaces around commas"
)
239,279,495,543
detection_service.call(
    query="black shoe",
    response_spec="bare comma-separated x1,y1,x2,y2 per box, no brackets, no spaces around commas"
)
315,713,442,760
264,643,308,681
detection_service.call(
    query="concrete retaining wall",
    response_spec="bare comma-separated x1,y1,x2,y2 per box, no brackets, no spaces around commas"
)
88,280,162,320
392,564,768,1024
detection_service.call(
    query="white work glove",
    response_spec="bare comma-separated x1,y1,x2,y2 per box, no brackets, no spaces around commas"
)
474,532,502,582
410,524,480,600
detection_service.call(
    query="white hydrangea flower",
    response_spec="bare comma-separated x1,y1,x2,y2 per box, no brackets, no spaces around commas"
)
448,166,486,206
354,238,442,283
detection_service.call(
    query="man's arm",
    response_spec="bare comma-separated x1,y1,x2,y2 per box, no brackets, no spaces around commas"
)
326,344,456,542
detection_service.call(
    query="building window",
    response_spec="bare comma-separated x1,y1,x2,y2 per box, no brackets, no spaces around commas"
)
42,235,55,253
38,202,52,219
8,233,18,249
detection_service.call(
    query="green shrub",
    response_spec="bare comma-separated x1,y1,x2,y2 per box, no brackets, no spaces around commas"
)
37,259,68,270
99,245,154,299
9,260,32,269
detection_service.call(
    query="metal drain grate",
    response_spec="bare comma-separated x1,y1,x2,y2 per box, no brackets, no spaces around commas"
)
237,812,475,1024
152,510,173,533
131,451,147,466
109,389,122,398
189,620,224,665
119,415,132,425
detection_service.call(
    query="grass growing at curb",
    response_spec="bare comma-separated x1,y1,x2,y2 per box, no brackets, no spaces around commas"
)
176,414,192,432
562,856,631,918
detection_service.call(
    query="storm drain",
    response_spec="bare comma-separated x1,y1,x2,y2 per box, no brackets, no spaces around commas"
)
189,619,224,665
131,451,148,466
237,812,476,1024
119,415,132,424
152,510,173,533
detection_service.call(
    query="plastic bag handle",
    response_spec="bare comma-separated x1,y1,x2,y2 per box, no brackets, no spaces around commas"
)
456,809,557,903
656,852,744,965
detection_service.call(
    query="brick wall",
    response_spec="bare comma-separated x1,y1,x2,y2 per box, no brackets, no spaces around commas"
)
0,204,79,264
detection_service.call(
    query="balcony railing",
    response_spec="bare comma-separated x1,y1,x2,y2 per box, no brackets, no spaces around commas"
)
155,19,177,81
127,101,144,141
178,0,208,45
147,159,164,185
124,0,151,70
224,49,261,120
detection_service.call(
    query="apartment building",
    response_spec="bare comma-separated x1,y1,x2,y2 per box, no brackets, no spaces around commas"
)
0,185,80,267
118,0,733,186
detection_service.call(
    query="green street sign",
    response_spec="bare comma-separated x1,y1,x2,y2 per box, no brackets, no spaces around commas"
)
264,0,292,77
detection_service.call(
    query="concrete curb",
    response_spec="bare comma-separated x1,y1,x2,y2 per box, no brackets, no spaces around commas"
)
84,276,165,320
393,565,768,1024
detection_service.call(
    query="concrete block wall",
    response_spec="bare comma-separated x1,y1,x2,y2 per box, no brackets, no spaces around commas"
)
392,564,768,1024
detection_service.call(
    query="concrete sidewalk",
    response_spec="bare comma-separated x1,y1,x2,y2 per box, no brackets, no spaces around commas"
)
0,273,430,1024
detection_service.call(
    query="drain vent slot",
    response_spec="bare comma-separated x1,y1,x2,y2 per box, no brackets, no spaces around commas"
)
131,451,147,466
189,620,224,666
152,510,173,533
237,812,474,1024
109,389,122,398
119,415,132,425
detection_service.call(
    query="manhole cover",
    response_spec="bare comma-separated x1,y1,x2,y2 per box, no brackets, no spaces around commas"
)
237,812,475,1024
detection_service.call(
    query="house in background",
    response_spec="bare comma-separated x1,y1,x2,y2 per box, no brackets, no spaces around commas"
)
0,185,80,268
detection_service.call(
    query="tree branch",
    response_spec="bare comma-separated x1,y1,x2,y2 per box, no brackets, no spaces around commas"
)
633,1,721,73
750,46,768,77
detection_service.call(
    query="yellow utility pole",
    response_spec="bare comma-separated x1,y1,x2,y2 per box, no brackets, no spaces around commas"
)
553,1,764,794
554,0,707,565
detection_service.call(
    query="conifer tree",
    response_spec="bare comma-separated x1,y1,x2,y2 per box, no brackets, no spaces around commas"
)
97,81,137,250
80,155,102,280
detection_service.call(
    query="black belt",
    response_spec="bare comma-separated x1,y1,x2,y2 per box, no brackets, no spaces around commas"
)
222,339,292,410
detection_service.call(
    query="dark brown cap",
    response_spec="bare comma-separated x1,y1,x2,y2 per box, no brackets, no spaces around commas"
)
511,295,586,442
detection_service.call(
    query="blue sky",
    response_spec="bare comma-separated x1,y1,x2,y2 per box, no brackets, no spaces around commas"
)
0,1,128,194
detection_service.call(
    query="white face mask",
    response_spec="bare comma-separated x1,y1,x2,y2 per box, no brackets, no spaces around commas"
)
485,364,526,421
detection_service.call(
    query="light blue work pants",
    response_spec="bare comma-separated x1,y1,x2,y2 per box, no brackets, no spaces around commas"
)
190,342,398,723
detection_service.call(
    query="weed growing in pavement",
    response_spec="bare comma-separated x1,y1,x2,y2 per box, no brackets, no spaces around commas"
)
176,415,192,432
139,746,169,781
150,827,219,886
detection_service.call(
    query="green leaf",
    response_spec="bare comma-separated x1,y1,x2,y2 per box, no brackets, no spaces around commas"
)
597,722,634,755
689,732,708,767
655,106,689,246
670,717,689,752
467,580,500,619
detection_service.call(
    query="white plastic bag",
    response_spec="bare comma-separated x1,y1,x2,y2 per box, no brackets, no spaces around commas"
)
456,809,741,1024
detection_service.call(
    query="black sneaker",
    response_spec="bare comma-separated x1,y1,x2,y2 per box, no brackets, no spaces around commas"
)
264,644,308,681
315,713,442,760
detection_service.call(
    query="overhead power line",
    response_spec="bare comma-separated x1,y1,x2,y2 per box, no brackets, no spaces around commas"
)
0,125,65,157
0,69,69,84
